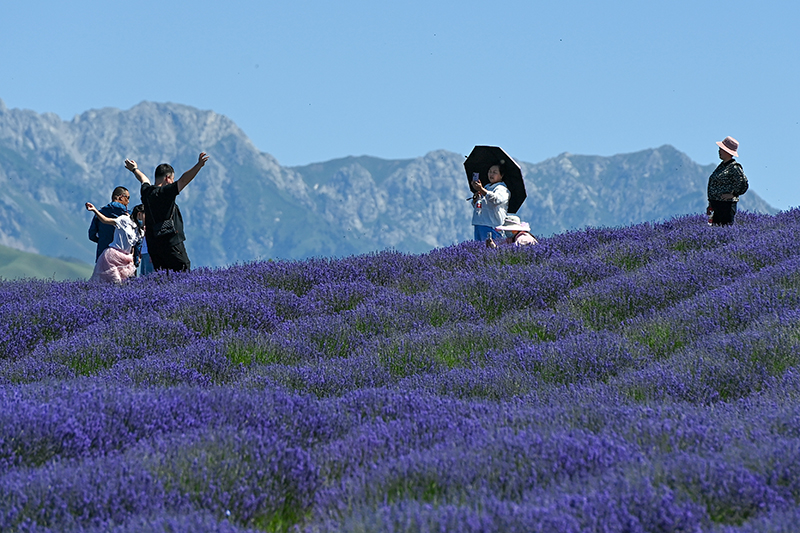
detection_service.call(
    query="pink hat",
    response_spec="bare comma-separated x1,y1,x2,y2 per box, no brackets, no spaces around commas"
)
716,136,739,157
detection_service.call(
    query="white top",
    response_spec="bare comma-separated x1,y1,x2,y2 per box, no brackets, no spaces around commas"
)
471,182,510,228
110,216,143,254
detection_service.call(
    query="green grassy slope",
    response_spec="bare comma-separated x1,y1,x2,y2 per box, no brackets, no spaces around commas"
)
0,244,93,281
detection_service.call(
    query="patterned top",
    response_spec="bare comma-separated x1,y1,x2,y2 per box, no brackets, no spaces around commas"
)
707,159,748,202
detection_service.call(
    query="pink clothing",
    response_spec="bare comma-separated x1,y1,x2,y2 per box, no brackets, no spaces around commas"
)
506,232,538,246
89,215,143,283
91,246,136,283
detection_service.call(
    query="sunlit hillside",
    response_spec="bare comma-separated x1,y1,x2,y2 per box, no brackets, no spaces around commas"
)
2,210,800,532
0,243,92,281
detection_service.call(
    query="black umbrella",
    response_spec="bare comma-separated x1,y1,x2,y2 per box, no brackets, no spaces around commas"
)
464,145,527,213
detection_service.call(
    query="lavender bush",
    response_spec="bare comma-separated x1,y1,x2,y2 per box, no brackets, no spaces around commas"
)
3,210,800,531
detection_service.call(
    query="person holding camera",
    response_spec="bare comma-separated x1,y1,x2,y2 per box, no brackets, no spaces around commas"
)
471,163,510,242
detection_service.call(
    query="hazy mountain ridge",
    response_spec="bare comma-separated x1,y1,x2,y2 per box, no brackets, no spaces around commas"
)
519,147,741,236
0,99,776,268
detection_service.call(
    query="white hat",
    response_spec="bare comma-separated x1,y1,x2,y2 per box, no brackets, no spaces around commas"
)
495,215,530,233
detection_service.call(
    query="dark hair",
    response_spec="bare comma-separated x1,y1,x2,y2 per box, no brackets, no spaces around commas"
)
154,163,175,182
112,186,129,201
489,162,506,179
130,204,146,229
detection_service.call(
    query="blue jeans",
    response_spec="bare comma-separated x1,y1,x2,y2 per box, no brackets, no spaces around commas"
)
474,225,504,242
139,253,155,276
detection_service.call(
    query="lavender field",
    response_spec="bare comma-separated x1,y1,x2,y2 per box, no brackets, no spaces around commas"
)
3,211,800,532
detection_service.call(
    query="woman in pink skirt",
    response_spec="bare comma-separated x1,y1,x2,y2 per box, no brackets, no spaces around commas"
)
85,202,145,283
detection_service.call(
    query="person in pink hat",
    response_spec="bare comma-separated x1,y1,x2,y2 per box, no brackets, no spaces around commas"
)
706,136,748,225
486,215,538,248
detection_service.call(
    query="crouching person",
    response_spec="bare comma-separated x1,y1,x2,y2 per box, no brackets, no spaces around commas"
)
494,215,538,246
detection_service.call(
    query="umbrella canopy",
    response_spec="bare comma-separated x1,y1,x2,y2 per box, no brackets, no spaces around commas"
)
464,145,527,213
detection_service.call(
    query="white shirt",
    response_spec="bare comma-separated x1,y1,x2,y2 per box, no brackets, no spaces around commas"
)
471,182,510,228
110,216,143,254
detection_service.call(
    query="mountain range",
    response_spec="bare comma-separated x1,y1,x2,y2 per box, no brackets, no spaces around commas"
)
0,99,776,268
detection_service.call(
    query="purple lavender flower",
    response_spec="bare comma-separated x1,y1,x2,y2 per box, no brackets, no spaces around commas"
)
3,210,800,531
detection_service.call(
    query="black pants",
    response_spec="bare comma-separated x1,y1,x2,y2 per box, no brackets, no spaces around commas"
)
709,200,737,226
149,242,191,272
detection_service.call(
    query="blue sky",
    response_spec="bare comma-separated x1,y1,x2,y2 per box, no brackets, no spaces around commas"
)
2,0,799,209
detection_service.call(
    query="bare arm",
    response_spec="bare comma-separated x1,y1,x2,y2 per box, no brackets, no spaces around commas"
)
85,202,117,226
177,152,210,192
125,159,151,185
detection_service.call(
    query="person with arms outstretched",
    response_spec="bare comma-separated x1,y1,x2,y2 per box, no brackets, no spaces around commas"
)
125,152,209,272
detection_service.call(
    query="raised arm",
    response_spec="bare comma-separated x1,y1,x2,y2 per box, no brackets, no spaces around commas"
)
85,202,116,226
177,152,210,192
125,159,151,185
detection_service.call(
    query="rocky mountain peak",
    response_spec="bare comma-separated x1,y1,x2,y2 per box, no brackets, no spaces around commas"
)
0,101,776,267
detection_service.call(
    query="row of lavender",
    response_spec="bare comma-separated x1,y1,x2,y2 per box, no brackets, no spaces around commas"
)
2,210,800,531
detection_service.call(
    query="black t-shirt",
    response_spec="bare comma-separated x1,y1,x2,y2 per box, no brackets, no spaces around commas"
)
141,181,185,246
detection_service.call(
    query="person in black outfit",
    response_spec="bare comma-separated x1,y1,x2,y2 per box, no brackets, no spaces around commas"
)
706,136,748,226
124,152,209,272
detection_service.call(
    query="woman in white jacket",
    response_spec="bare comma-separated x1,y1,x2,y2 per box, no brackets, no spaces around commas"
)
470,163,510,241
84,202,144,283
